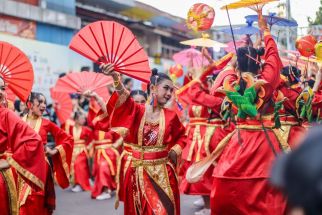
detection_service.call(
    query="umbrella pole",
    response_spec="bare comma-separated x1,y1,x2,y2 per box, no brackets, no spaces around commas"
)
225,6,237,53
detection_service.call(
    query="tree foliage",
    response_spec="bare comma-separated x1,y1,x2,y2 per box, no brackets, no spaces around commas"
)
309,0,322,25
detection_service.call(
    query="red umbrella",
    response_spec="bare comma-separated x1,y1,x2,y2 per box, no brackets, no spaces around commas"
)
54,71,112,102
69,21,151,83
50,88,73,124
0,41,34,102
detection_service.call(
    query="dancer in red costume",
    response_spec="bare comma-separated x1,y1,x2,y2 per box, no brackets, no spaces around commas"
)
210,16,288,215
92,89,148,206
63,111,92,192
19,92,73,215
84,91,123,200
277,66,308,149
100,64,186,215
0,77,47,215
179,52,235,215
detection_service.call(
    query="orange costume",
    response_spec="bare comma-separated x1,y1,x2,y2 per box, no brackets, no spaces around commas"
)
20,116,73,215
0,107,46,215
63,123,93,191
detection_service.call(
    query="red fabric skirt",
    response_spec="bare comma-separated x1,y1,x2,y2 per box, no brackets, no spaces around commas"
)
91,148,118,198
20,161,55,215
73,152,91,191
0,170,12,215
124,164,180,215
210,178,287,215
117,152,131,202
180,124,234,195
287,125,306,149
211,127,287,215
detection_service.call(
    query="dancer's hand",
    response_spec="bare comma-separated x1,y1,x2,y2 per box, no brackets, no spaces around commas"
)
0,159,9,170
45,147,58,157
169,150,177,166
82,90,97,99
100,63,119,80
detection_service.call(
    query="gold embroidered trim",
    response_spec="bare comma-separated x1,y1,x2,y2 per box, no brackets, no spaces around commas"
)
273,128,291,152
1,168,18,215
171,144,183,157
204,126,217,156
237,125,273,130
92,112,108,126
56,145,70,180
132,157,168,167
7,156,44,190
110,127,129,138
22,115,42,134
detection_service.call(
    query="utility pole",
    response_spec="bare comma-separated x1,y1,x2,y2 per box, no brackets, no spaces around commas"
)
285,0,292,50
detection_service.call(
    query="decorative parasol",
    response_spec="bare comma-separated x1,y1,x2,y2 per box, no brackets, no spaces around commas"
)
221,0,278,11
245,13,298,29
69,21,151,83
220,0,278,52
180,34,227,49
50,88,73,124
0,41,34,102
220,20,259,35
172,47,210,68
54,71,112,102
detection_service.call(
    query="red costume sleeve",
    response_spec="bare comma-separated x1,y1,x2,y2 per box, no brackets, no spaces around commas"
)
187,81,223,114
108,91,144,140
92,93,119,131
1,108,46,190
47,120,74,189
260,34,282,94
167,111,187,156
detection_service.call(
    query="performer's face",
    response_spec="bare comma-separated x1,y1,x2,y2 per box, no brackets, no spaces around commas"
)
155,79,174,106
75,114,86,126
132,94,146,104
31,95,46,117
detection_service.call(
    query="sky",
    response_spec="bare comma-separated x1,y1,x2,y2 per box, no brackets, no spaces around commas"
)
136,0,321,28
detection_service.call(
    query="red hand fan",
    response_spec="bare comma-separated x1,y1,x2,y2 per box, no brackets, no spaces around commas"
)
6,87,16,102
0,42,34,102
54,71,112,101
69,21,151,83
50,88,73,124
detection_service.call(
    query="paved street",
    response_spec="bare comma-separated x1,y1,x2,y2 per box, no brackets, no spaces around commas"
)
55,186,200,215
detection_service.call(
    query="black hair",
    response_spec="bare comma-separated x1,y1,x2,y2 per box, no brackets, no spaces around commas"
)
147,68,172,95
28,92,46,106
281,66,301,85
237,46,264,74
59,73,66,78
14,100,21,112
308,79,315,89
73,111,84,121
237,46,265,95
130,90,147,100
123,78,133,86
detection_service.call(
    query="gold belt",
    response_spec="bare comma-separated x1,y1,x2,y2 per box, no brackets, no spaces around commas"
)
94,144,112,150
131,157,168,167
